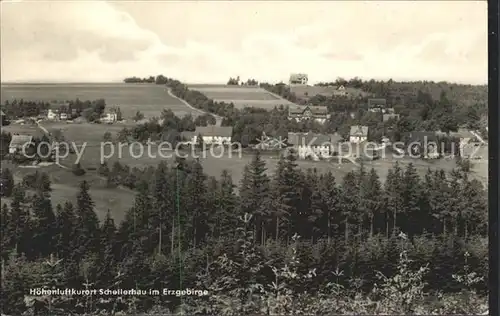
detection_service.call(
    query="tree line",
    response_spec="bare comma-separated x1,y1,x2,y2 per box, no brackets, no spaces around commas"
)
0,151,487,314
1,98,107,122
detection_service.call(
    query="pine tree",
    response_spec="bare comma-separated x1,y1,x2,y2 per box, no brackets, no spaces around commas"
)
96,210,117,288
319,172,341,243
214,170,238,239
239,151,270,244
35,172,52,194
54,202,76,259
0,168,14,197
185,161,208,247
74,181,100,258
339,171,360,244
31,192,56,258
270,153,302,243
384,163,404,236
401,163,423,236
8,185,31,257
359,168,383,237
151,162,172,255
1,204,11,261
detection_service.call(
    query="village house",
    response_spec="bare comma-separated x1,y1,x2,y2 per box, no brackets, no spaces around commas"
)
289,73,308,85
9,135,34,154
288,105,330,124
406,131,439,159
101,109,119,124
193,125,233,145
332,85,349,97
287,132,341,160
47,109,59,120
349,125,368,143
368,98,387,112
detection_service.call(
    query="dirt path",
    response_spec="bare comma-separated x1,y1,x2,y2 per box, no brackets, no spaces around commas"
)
166,88,223,126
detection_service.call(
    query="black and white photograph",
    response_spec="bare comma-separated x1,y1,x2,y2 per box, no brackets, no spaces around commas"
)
0,1,494,315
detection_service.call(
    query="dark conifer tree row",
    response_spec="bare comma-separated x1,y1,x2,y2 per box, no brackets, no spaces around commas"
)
0,153,488,314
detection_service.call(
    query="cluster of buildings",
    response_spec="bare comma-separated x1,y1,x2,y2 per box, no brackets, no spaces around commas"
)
44,106,121,124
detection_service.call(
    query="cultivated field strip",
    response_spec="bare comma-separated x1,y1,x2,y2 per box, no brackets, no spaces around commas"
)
1,83,203,119
186,84,295,109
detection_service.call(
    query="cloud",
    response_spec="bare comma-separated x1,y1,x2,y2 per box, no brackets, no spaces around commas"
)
0,0,487,84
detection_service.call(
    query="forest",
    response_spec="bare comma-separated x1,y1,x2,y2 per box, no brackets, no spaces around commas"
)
0,152,488,315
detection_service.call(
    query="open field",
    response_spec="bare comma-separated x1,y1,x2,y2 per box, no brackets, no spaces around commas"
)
2,162,135,222
187,84,294,109
290,85,370,99
1,123,46,138
1,83,201,119
57,145,488,190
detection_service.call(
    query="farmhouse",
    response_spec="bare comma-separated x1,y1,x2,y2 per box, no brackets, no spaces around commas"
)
47,109,59,120
9,135,34,154
101,108,119,124
288,105,330,124
193,126,233,145
368,98,387,112
287,132,340,160
333,85,349,97
289,73,308,85
349,126,368,143
406,131,439,159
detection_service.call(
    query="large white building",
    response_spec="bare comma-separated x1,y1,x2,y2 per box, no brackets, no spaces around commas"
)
193,125,233,145
288,105,330,124
287,132,342,160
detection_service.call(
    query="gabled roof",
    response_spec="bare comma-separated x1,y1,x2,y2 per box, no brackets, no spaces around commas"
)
9,135,33,148
0,110,5,116
287,132,337,147
289,73,308,81
350,125,368,137
195,125,233,137
288,105,328,116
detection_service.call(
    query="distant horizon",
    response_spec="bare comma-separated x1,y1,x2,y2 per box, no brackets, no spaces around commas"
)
0,77,489,86
1,2,486,84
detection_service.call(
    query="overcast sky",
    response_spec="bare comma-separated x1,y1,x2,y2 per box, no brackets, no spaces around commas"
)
0,1,487,84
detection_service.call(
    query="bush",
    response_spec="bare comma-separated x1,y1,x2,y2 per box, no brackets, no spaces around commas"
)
72,163,86,176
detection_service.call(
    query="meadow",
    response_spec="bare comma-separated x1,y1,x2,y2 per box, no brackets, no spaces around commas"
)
187,84,294,109
56,142,488,191
0,83,201,119
2,161,135,222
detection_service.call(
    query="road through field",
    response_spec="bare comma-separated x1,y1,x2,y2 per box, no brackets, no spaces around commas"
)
166,88,223,126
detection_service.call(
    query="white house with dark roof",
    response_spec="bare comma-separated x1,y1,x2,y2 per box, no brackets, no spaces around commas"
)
9,135,34,154
193,125,233,145
288,105,330,124
349,125,368,143
289,73,308,85
368,98,387,112
287,132,341,160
